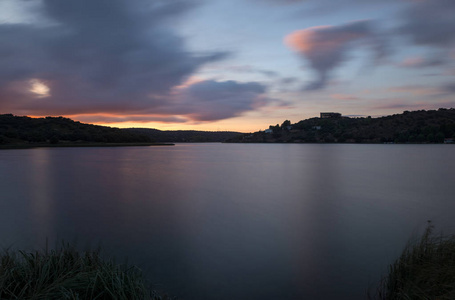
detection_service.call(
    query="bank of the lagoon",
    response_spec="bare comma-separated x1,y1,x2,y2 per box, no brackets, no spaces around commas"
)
371,223,455,299
1,144,454,299
0,142,174,150
0,243,172,300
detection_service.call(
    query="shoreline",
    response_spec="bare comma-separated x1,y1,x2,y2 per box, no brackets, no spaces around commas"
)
0,142,174,149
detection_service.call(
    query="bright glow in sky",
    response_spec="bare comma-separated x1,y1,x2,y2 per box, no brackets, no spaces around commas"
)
1,0,454,132
29,79,50,98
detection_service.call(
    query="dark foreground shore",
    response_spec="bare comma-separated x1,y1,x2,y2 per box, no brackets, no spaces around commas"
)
0,224,453,299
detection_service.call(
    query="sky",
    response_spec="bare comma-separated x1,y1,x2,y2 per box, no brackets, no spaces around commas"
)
1,0,454,132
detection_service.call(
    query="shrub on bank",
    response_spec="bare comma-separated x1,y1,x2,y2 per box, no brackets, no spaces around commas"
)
0,242,172,300
372,223,455,299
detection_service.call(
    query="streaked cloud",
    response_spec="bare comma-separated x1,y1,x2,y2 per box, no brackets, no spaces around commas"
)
330,94,359,101
398,56,446,68
1,0,454,130
374,99,455,111
399,0,455,48
387,85,441,96
172,80,268,121
284,20,387,90
0,0,234,122
72,114,188,125
388,83,455,96
396,0,455,70
224,65,279,78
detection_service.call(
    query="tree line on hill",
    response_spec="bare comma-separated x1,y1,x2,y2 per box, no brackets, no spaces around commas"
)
125,128,241,143
0,114,152,145
227,108,455,143
0,114,242,146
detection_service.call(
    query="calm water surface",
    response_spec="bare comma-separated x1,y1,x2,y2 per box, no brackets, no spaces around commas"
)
1,144,454,299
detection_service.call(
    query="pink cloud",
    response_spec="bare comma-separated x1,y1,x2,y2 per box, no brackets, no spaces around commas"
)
284,20,386,90
285,26,367,54
330,94,359,100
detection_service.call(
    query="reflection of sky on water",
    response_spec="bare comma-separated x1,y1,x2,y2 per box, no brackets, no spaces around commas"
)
28,149,55,239
0,144,454,299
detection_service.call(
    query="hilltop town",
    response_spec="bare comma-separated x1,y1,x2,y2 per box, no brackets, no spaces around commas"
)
226,108,455,144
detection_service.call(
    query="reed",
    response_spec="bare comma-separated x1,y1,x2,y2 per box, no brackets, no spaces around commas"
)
0,242,172,300
373,222,455,299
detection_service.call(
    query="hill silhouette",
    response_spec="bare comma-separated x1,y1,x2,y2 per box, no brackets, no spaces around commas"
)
126,128,242,143
0,114,153,146
227,108,455,143
0,114,241,147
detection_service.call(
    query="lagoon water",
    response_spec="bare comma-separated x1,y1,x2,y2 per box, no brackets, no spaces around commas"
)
1,143,455,299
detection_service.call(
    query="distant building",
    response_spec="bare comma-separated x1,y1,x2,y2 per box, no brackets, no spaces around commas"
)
444,138,454,144
320,112,341,119
264,129,273,134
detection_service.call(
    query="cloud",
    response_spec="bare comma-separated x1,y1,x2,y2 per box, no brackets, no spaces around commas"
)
399,0,455,48
330,94,359,100
284,20,386,90
442,83,455,94
280,77,299,85
171,80,268,121
62,79,271,124
398,56,446,68
387,83,455,96
0,0,238,122
213,65,280,78
374,100,455,111
387,85,441,96
72,114,188,124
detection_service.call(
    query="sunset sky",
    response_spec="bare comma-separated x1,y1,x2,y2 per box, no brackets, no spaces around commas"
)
1,0,455,132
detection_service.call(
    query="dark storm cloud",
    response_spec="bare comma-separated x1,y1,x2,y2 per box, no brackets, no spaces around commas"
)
0,0,246,122
285,20,387,90
173,80,268,121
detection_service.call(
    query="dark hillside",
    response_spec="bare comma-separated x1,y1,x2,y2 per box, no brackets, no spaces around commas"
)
0,114,242,146
0,114,152,146
227,108,455,143
126,128,242,143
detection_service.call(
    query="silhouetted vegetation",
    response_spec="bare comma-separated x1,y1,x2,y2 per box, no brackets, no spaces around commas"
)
126,128,242,143
227,108,455,143
371,223,455,300
0,242,174,300
0,114,241,147
0,114,153,147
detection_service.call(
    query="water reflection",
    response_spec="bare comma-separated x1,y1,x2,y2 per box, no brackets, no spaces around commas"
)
28,149,55,239
0,144,454,299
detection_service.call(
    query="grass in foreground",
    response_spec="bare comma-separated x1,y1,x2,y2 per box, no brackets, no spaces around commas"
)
0,242,172,300
372,222,455,300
